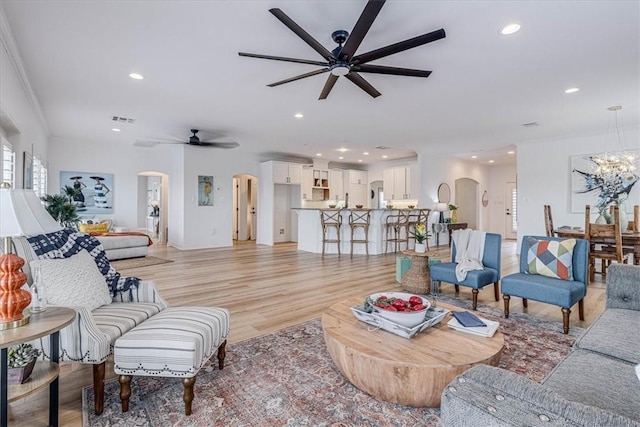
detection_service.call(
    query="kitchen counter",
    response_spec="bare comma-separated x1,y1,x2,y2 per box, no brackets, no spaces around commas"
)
292,208,428,255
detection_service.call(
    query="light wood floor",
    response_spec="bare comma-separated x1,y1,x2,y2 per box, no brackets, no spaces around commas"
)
8,240,607,426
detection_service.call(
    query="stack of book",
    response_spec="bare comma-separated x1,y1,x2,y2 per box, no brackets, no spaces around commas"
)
447,311,499,338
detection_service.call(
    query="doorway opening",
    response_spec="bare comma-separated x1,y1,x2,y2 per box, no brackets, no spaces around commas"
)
233,174,258,241
454,178,479,229
137,172,169,243
505,182,517,239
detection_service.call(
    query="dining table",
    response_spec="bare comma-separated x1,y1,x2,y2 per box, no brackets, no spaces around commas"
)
554,228,640,265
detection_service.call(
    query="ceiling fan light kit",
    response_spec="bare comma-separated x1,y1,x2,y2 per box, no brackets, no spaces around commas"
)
239,0,446,99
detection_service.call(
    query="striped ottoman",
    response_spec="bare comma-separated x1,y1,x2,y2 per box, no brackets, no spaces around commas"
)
113,307,230,415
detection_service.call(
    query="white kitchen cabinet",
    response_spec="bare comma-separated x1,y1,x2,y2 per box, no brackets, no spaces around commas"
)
344,170,368,207
301,166,313,200
383,166,411,200
273,162,302,184
330,169,344,200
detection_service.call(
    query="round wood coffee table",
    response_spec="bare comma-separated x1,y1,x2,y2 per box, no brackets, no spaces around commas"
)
322,297,504,407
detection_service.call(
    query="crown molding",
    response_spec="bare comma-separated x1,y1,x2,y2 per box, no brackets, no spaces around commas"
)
0,6,50,136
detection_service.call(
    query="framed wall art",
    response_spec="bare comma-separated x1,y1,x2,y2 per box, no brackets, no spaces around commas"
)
60,171,114,214
198,175,213,206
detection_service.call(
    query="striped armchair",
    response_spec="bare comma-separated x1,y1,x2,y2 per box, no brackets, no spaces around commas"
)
3,234,169,415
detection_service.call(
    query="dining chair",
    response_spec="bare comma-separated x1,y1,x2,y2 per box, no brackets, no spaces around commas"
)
585,205,633,283
544,205,555,237
629,205,639,232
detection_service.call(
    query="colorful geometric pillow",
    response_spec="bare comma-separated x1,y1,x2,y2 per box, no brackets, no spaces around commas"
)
526,237,576,281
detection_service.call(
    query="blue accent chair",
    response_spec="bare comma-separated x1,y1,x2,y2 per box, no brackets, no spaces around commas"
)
430,233,502,310
501,236,588,334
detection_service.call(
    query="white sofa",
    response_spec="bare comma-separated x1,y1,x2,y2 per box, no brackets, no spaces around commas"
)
95,234,150,260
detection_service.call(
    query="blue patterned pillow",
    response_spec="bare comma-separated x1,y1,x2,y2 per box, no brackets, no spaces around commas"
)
526,237,576,281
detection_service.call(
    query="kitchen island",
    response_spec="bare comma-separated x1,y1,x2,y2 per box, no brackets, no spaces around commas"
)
293,208,432,255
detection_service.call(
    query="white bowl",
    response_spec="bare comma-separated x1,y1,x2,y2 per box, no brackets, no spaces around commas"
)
368,292,431,327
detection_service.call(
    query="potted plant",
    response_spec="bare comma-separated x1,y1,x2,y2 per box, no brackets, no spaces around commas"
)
8,343,41,384
41,186,80,228
448,204,458,223
410,224,430,253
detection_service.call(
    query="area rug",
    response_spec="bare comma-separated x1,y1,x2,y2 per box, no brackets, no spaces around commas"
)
110,255,173,270
82,297,581,427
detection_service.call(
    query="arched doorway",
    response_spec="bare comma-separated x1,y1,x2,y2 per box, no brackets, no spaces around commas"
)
232,174,258,241
455,178,479,230
137,171,169,243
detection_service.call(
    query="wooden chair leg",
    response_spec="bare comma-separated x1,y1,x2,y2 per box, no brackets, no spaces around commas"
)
454,284,460,293
561,307,571,334
522,298,528,308
183,376,196,416
217,340,227,369
471,289,479,310
118,375,132,413
578,299,585,321
93,362,106,415
503,294,510,318
493,282,499,301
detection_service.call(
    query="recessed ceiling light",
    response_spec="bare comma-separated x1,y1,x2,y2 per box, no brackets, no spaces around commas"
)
316,153,322,157
294,113,304,118
489,160,495,163
507,150,515,154
112,128,121,132
471,155,478,159
363,152,369,155
564,87,580,94
358,159,363,162
382,155,388,159
338,156,344,160
500,24,521,35
338,147,349,152
129,73,144,80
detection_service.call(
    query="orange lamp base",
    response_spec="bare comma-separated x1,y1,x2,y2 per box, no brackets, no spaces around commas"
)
0,252,31,327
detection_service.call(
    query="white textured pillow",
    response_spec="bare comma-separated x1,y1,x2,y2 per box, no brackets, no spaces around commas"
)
30,250,112,311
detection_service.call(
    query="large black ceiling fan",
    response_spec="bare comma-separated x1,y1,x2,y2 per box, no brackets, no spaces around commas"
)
137,129,239,149
238,0,446,99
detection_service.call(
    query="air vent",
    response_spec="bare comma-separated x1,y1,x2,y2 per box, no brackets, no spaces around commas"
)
112,115,136,124
376,146,391,150
522,122,539,127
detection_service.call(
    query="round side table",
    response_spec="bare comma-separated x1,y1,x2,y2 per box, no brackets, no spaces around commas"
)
1,307,75,427
400,250,438,294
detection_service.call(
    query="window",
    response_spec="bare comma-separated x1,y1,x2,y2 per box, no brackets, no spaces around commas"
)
2,143,15,187
32,157,48,197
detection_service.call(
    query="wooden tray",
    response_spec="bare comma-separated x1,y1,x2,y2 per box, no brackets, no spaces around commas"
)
351,304,450,338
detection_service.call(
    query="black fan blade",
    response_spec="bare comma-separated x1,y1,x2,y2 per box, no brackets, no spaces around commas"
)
352,28,446,65
198,142,240,149
339,0,386,61
319,74,339,100
352,64,431,78
238,52,327,67
345,72,381,98
267,68,329,87
269,8,334,61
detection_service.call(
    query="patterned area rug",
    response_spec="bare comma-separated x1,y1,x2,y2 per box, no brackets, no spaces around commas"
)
109,255,173,270
82,296,582,426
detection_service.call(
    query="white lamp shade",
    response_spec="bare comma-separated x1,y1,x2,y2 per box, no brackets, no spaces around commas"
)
0,189,62,237
434,202,448,212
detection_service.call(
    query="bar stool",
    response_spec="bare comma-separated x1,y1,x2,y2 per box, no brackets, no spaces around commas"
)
320,209,342,256
385,209,409,254
407,209,431,251
349,209,371,257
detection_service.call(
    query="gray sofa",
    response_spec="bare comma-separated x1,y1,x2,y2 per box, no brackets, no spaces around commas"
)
95,234,150,260
441,263,640,427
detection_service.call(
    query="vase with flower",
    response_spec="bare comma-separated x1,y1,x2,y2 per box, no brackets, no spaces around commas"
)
448,204,458,223
410,224,430,253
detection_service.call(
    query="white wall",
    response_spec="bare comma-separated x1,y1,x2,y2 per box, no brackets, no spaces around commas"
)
517,126,640,246
0,37,49,185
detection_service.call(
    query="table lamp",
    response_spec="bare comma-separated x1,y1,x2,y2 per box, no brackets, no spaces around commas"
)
434,202,448,223
0,183,62,329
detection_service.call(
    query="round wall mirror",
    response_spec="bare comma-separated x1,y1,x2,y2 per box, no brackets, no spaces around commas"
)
437,183,451,204
482,191,489,207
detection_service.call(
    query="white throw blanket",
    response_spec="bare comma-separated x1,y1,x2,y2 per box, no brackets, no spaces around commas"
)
453,229,487,281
